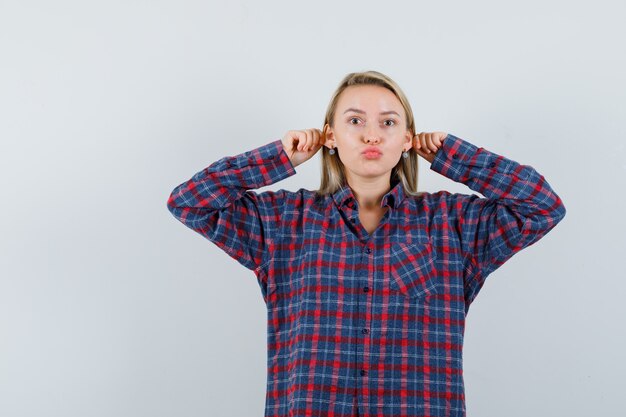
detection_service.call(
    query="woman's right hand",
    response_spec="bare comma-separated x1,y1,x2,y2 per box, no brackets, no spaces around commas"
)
280,128,324,168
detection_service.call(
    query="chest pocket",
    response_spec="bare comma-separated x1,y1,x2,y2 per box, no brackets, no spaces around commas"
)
388,240,439,299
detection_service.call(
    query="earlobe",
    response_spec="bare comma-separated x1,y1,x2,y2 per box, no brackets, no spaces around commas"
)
324,138,335,150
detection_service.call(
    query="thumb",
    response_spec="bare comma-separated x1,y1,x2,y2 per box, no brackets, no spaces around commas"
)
414,147,435,163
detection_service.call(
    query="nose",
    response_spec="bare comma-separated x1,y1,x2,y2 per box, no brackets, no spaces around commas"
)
363,126,381,144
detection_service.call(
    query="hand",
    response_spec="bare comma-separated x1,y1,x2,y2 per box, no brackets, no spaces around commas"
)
281,128,324,168
413,131,447,163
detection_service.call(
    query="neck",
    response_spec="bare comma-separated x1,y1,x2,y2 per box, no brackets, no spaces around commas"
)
346,173,391,211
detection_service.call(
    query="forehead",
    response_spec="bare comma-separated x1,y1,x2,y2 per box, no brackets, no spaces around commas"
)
336,85,403,114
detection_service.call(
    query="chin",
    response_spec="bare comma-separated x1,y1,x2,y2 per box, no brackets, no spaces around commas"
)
353,167,393,179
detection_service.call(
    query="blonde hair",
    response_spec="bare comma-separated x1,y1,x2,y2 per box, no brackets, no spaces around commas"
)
316,70,422,197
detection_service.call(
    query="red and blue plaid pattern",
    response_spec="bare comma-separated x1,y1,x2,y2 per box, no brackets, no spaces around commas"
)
167,134,566,416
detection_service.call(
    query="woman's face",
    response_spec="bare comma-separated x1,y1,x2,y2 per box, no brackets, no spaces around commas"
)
325,85,413,185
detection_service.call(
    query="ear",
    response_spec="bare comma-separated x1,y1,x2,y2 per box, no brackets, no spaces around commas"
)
403,130,413,152
323,123,336,149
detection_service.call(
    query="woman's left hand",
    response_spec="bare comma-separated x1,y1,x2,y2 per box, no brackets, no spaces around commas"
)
413,131,447,163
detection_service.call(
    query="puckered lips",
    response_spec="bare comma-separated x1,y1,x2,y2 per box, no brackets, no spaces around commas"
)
362,146,383,159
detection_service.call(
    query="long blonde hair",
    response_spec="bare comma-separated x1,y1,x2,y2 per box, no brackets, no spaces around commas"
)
317,70,422,196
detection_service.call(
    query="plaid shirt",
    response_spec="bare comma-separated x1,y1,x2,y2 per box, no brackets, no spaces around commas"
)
167,134,566,417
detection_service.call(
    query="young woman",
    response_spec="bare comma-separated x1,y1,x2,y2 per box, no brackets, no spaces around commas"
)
167,71,566,417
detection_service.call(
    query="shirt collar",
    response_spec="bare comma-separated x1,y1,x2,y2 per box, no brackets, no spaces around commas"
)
331,179,406,210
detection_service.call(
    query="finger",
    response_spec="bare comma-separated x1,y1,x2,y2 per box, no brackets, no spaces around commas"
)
428,133,437,152
307,129,317,151
287,131,297,150
414,147,433,162
420,133,431,153
433,134,440,152
285,131,300,156
308,129,316,151
295,131,305,151
299,130,307,151
435,132,444,146
433,132,443,147
313,129,322,148
306,129,315,152
413,134,421,150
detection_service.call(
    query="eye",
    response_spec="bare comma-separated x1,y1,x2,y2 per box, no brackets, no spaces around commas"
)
383,119,396,126
349,117,360,125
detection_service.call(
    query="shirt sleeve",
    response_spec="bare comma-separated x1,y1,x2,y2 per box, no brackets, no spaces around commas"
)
430,133,567,306
166,139,296,272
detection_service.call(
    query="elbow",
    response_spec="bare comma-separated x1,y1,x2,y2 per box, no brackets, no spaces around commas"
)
551,195,566,226
533,194,566,235
166,193,176,212
166,190,183,219
525,193,566,236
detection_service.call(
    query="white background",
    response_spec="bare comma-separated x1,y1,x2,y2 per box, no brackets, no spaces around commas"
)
1,1,624,416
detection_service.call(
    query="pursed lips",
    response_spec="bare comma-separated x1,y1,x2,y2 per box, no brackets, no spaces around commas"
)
362,147,382,155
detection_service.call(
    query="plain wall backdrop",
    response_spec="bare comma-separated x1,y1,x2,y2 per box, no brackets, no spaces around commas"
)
1,1,624,416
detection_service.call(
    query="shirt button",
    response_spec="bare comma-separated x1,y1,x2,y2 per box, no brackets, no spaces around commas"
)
269,155,275,159
365,248,372,254
362,328,369,334
363,286,369,293
350,218,356,223
489,161,496,167
452,154,458,159
360,369,367,376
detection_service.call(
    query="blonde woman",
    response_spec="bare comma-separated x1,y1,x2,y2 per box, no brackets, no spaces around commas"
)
167,71,566,417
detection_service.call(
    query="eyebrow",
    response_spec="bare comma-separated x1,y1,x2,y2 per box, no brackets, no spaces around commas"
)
343,108,401,117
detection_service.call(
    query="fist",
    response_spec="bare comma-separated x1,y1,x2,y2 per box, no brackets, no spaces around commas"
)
281,128,324,168
413,131,448,163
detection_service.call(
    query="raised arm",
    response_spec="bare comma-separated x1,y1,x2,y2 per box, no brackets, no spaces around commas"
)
419,132,566,306
166,139,296,272
166,128,324,273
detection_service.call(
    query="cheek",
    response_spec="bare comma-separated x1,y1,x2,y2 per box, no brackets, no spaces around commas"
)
340,127,359,137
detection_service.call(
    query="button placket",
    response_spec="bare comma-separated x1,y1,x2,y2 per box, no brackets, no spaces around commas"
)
358,243,372,388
